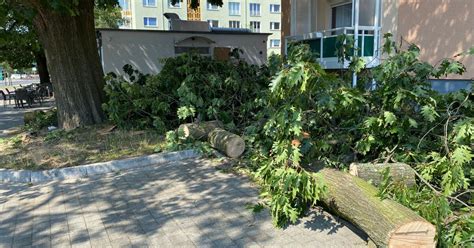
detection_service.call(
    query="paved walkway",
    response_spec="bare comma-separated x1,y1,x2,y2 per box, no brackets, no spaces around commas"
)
0,159,367,248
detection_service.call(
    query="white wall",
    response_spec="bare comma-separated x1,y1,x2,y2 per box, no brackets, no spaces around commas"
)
100,30,269,75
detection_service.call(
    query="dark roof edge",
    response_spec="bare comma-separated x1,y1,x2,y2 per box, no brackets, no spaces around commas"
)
96,28,272,36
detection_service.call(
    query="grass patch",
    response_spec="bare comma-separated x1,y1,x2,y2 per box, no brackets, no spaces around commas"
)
0,124,165,170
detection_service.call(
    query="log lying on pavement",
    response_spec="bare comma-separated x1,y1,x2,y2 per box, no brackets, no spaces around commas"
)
208,128,245,158
178,120,223,140
319,168,436,247
349,163,416,187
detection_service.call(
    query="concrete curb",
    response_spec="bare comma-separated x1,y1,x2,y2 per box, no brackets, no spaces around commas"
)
0,149,200,183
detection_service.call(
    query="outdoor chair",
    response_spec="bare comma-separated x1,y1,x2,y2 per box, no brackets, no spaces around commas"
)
15,88,33,108
34,85,49,105
39,82,54,97
5,88,15,100
0,90,11,107
1,89,15,106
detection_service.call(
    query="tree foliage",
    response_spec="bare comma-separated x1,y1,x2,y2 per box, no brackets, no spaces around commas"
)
94,4,123,28
246,38,473,246
0,6,39,69
103,36,472,246
103,52,270,131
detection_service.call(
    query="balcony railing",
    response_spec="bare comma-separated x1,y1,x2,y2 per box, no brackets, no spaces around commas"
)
121,10,132,16
285,26,381,69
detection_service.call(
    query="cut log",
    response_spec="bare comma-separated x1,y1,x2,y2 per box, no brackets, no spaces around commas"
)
349,163,416,187
178,120,223,140
208,128,245,158
319,168,436,248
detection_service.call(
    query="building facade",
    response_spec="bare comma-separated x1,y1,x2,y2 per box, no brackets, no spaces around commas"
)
118,0,282,55
281,0,473,90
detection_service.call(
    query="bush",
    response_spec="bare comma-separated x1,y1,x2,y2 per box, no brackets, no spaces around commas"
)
25,108,58,132
103,53,271,132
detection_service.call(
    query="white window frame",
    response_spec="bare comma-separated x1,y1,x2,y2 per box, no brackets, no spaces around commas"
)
208,19,219,27
143,0,156,7
270,22,280,30
270,4,281,13
168,0,182,8
250,21,260,32
144,17,157,27
249,3,261,16
207,1,219,10
229,20,241,28
228,2,241,16
270,39,281,48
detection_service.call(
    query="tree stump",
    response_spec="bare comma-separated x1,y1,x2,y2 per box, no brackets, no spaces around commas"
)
208,128,245,158
349,163,416,187
319,168,436,247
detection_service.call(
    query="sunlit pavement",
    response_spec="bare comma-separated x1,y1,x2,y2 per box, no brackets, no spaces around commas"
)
0,158,367,248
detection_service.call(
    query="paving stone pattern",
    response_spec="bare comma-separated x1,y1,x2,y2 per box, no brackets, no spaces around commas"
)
0,159,367,248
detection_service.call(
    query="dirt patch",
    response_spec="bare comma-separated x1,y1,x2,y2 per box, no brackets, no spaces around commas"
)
0,125,165,170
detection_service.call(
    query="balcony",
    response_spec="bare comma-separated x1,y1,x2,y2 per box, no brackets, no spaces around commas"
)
121,10,132,17
286,26,380,69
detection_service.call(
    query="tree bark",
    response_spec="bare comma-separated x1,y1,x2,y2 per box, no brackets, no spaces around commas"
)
178,120,223,140
349,163,416,187
31,0,106,129
34,50,50,84
208,128,245,158
319,168,436,247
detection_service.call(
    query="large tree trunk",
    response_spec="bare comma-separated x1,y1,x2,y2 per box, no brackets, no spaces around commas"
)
34,51,50,84
31,0,106,129
319,168,436,247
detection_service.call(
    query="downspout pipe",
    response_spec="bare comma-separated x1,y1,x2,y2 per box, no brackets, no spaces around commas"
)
352,0,359,88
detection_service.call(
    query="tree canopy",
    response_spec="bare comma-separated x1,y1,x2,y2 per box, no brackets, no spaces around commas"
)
94,4,124,29
0,0,227,129
0,5,39,69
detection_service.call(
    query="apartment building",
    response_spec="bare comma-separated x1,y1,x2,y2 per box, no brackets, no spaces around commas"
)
281,0,473,91
118,0,282,55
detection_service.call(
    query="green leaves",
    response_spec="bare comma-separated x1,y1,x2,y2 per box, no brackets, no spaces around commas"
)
104,53,270,130
383,111,397,126
257,42,473,246
177,106,196,120
421,105,439,122
257,164,327,227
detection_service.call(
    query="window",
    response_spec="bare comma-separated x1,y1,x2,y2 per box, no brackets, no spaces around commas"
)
332,3,352,28
270,22,280,30
228,2,240,15
207,1,219,10
143,17,157,27
250,21,260,32
119,0,129,10
270,39,281,48
270,4,280,13
229,20,240,28
249,3,260,16
208,20,219,27
168,0,181,8
143,0,156,7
